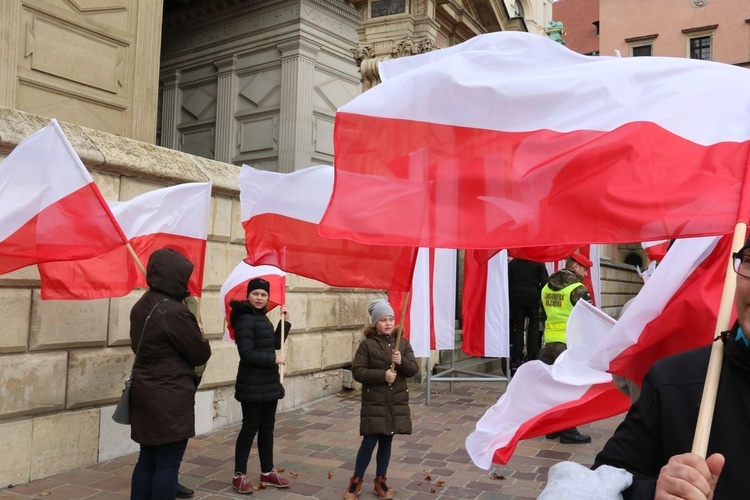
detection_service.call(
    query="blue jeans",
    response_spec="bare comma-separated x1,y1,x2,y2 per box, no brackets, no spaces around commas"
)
131,439,188,499
354,434,393,478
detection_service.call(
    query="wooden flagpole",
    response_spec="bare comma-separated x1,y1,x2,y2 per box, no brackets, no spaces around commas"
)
692,221,747,457
390,291,411,372
125,243,147,277
280,305,286,384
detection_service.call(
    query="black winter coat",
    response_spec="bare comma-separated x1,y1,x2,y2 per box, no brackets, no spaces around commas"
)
230,301,290,403
593,330,750,498
129,248,211,446
352,327,419,436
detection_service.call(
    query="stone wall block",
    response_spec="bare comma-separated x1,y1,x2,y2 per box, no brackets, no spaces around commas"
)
0,264,40,286
204,241,233,290
286,333,323,375
0,288,32,353
287,274,328,291
229,197,244,244
277,369,343,411
338,292,384,328
29,291,109,350
209,194,232,241
278,292,306,332
30,409,99,481
211,385,243,430
305,294,338,331
99,405,139,462
0,352,67,418
322,330,355,369
0,419,32,486
200,340,239,388
199,290,224,338
190,155,240,195
118,176,164,201
195,390,215,436
108,291,145,346
89,170,120,201
67,347,133,409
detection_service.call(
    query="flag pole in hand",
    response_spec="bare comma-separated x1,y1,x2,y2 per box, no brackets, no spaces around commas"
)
280,305,286,384
391,291,411,372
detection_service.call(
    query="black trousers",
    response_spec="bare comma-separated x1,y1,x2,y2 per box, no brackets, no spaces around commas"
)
509,300,541,362
234,400,278,474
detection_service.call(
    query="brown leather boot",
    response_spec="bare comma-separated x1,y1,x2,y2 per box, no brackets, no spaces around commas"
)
373,476,394,499
343,476,362,500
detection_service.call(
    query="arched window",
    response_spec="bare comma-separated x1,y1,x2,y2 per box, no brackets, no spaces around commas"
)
624,253,643,268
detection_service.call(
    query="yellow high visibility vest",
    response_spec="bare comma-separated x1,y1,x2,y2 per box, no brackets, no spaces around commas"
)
542,282,580,344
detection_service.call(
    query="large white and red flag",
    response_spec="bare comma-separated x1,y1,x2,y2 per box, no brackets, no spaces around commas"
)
320,32,750,249
588,234,731,386
38,182,211,299
642,240,670,263
240,165,416,291
219,261,286,341
0,120,127,275
466,300,630,468
389,248,456,357
461,249,510,358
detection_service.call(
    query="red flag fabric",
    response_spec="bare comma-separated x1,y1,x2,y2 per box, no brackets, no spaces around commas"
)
0,120,127,275
219,262,286,341
320,32,750,249
642,240,670,263
38,183,211,299
466,300,630,467
589,234,732,386
461,249,510,357
389,248,456,357
240,165,416,291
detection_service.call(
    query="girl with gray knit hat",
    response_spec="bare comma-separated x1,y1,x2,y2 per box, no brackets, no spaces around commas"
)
343,299,419,499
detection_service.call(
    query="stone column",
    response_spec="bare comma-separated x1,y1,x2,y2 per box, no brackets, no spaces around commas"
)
277,39,320,173
214,55,238,164
0,1,20,107
159,70,181,150
131,0,164,143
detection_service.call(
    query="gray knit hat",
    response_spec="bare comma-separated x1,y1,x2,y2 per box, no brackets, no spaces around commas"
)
368,299,394,325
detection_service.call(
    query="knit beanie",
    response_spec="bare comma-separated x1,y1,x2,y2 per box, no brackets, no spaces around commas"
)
247,277,270,295
368,299,394,325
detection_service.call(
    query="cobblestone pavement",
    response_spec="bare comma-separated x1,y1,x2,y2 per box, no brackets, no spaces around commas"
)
0,380,625,499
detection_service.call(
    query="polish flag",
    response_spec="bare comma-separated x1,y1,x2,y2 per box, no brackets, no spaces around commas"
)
642,240,670,263
38,182,211,299
466,300,631,468
588,234,731,386
0,120,127,275
219,262,286,341
320,32,750,249
240,165,415,291
389,248,457,357
461,249,510,358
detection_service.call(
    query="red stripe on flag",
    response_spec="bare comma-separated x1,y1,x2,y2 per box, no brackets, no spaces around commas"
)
462,251,488,357
323,114,748,249
0,184,128,275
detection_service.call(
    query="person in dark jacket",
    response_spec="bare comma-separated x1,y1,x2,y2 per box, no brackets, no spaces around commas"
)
508,257,549,366
593,239,750,499
343,299,419,500
230,277,291,494
129,248,212,500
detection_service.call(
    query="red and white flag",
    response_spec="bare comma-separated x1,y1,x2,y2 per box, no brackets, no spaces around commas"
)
466,300,630,468
219,262,286,341
0,120,127,275
461,249,510,358
390,248,456,357
588,234,731,386
38,182,211,299
642,240,670,263
320,32,750,249
240,165,416,291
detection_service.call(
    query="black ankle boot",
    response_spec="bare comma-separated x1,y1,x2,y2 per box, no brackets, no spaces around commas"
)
176,482,194,498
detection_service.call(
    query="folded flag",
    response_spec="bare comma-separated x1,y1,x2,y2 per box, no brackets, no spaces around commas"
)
39,182,211,299
219,261,286,341
0,120,126,275
466,300,630,468
321,32,750,249
240,164,415,291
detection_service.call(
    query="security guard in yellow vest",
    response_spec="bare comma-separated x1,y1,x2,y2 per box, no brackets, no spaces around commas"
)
540,252,593,444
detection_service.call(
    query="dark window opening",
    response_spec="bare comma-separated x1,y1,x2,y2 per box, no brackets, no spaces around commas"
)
632,45,652,57
690,36,711,60
624,253,644,268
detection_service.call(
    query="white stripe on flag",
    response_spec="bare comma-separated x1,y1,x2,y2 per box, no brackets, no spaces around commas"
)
409,248,432,357
484,250,509,358
432,249,457,351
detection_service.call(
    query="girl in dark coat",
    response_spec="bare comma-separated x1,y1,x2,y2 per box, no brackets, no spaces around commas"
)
230,277,291,494
129,248,211,500
344,299,419,500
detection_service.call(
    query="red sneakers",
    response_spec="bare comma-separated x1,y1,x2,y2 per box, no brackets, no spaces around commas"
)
260,469,291,488
232,473,253,494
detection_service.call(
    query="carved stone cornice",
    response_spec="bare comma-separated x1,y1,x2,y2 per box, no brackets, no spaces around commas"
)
352,36,435,89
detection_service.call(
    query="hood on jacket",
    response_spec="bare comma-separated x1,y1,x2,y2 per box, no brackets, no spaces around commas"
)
146,248,194,299
229,300,266,325
546,268,582,291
